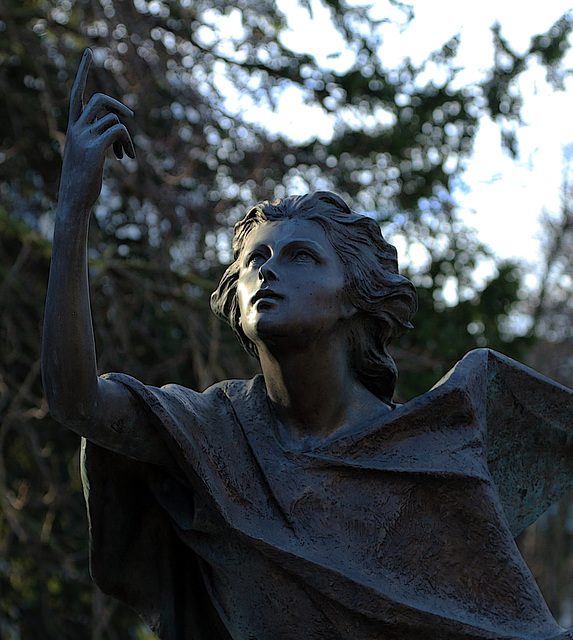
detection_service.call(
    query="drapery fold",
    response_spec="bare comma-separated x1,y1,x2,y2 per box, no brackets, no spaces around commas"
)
82,349,573,639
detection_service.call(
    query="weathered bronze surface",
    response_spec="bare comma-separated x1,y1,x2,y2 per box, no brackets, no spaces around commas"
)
42,50,573,639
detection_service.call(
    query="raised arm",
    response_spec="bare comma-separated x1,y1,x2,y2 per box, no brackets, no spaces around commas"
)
42,50,169,464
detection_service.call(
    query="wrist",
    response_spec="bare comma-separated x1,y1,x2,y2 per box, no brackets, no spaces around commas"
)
59,154,102,214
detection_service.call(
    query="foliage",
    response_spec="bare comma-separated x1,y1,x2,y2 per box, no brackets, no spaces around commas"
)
526,146,573,350
515,148,573,626
394,254,533,401
1,0,573,636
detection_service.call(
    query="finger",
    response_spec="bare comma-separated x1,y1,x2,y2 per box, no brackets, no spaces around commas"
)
81,93,134,125
123,131,136,159
99,124,136,160
70,49,92,122
113,141,124,160
93,112,121,134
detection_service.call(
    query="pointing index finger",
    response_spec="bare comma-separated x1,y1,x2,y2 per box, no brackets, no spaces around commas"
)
70,48,92,122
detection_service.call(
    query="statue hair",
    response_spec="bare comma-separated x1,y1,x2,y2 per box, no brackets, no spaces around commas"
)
210,191,418,404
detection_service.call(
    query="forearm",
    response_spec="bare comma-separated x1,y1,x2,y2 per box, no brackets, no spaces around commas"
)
42,202,100,424
42,201,170,463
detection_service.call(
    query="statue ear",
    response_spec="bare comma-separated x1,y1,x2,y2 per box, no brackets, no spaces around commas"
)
341,299,357,321
338,290,357,321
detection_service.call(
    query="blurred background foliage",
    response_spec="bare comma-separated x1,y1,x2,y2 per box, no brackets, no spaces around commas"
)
1,0,573,636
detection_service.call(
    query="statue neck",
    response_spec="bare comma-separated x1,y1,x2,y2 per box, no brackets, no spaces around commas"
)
257,336,389,445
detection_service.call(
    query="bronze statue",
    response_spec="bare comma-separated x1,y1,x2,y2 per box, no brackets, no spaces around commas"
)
42,49,573,639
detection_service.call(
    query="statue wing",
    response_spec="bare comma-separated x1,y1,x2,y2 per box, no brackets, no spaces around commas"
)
482,349,573,537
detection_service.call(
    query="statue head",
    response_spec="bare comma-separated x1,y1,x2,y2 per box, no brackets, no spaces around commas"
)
211,191,418,403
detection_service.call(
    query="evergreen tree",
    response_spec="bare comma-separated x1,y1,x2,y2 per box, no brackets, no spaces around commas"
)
1,1,572,635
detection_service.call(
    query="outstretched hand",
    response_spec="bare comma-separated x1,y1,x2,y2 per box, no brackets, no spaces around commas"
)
59,49,135,213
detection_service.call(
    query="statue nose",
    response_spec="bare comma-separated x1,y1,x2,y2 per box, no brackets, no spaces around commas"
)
259,260,278,281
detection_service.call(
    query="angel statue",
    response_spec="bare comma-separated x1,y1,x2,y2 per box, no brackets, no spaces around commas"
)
42,49,573,640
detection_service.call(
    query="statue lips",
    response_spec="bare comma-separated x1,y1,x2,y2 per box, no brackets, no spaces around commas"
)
251,288,284,308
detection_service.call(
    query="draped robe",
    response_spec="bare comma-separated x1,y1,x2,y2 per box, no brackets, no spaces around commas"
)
81,349,573,639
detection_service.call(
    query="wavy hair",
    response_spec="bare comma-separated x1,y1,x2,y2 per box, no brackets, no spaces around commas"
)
210,192,418,403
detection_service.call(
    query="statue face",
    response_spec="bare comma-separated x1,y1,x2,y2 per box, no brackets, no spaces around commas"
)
236,219,353,349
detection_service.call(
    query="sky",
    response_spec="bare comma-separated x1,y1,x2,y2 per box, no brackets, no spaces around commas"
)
262,0,573,266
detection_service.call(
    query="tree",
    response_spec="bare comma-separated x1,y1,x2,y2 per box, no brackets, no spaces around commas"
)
1,1,572,635
527,145,573,354
513,146,573,626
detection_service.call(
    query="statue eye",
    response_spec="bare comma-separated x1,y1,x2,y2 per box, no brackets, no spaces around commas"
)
246,252,265,267
293,250,317,264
